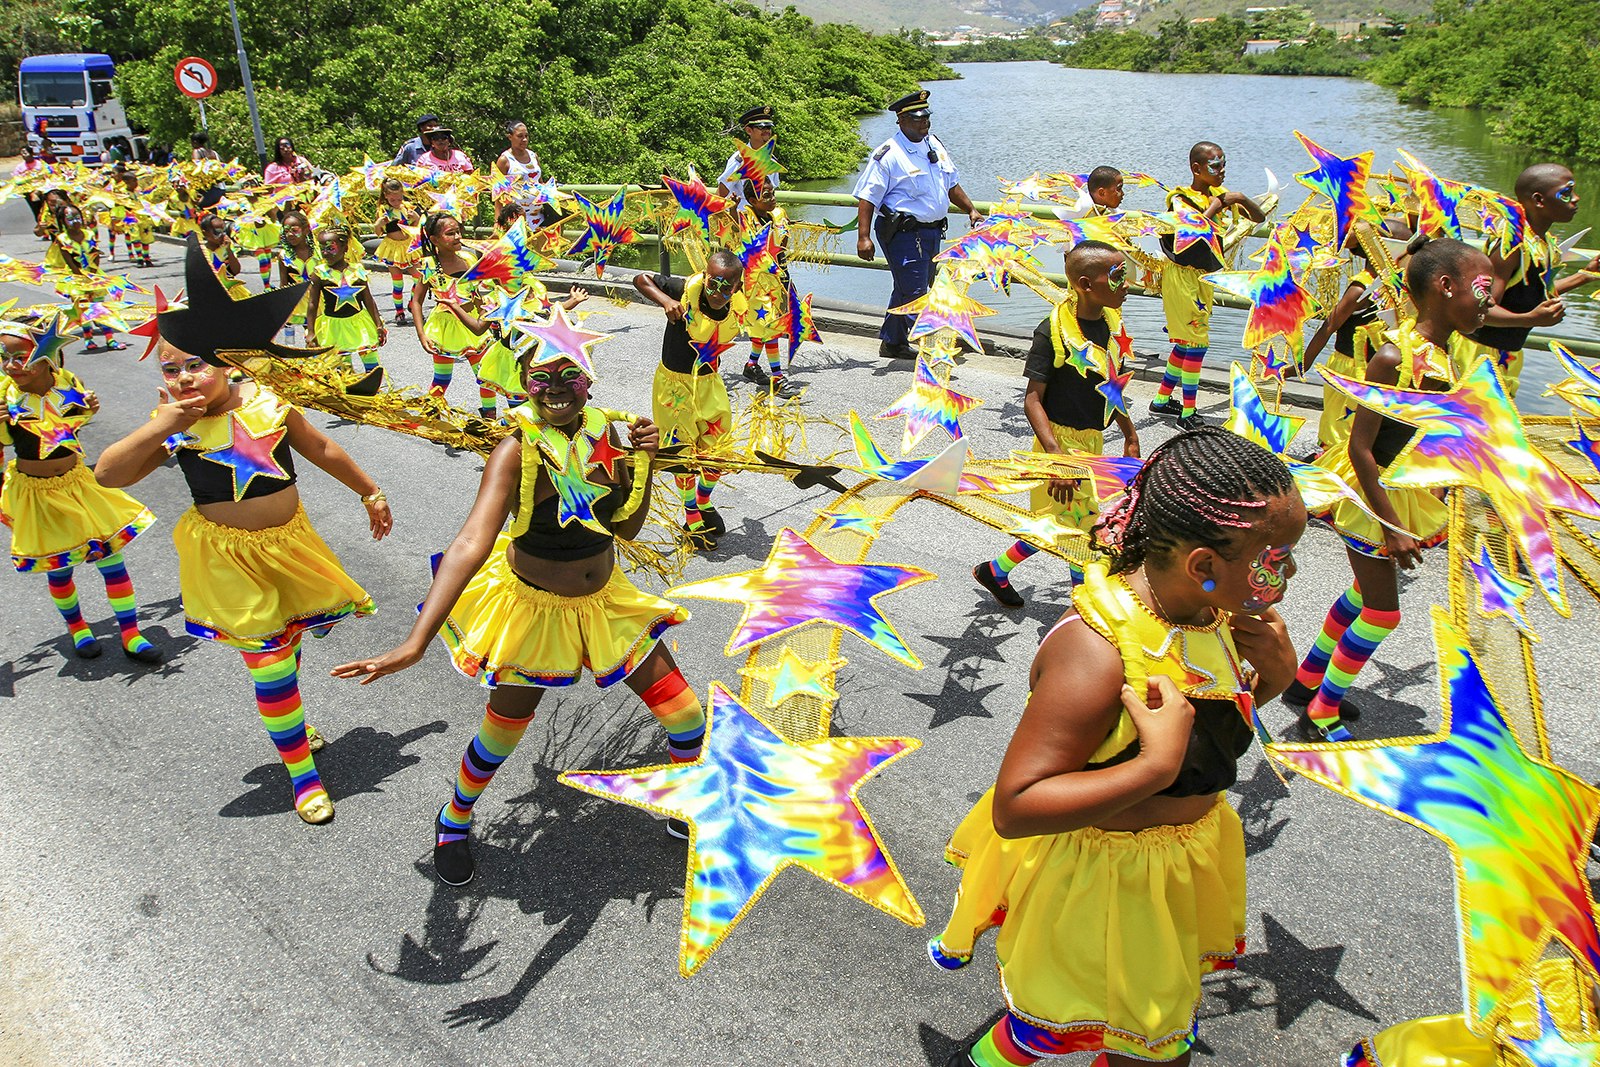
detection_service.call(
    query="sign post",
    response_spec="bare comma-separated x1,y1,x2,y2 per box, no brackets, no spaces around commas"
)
174,56,217,130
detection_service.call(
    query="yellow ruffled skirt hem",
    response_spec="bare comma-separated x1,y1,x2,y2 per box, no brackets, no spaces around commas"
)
1313,444,1450,557
930,790,1246,1062
2,462,154,572
437,534,688,689
174,505,372,652
423,309,487,357
313,313,381,355
374,235,420,266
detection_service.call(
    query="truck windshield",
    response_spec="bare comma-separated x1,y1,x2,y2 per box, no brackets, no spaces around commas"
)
20,72,88,107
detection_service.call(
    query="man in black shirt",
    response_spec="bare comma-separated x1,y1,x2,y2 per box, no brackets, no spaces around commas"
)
975,241,1140,607
635,250,745,548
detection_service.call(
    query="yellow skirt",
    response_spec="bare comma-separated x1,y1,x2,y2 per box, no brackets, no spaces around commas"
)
1159,263,1214,347
174,505,373,651
438,534,689,689
374,234,420,266
423,306,486,357
1029,424,1104,532
313,313,380,356
3,462,154,573
652,364,733,450
931,790,1246,1062
1314,443,1449,557
1317,348,1365,449
234,219,281,252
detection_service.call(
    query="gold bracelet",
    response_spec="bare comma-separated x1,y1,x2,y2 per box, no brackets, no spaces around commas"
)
362,490,386,506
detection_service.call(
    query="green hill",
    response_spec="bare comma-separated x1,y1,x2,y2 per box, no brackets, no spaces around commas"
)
1131,0,1429,29
774,0,1074,33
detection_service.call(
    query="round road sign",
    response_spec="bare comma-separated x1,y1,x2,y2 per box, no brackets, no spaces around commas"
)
175,57,218,100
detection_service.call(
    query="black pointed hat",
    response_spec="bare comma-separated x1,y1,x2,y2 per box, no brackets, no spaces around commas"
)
156,234,318,365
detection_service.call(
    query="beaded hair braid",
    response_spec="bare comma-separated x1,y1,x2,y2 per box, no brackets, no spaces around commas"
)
1092,427,1295,574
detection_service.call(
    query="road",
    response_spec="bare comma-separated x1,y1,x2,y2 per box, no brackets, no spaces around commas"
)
2,195,1597,1066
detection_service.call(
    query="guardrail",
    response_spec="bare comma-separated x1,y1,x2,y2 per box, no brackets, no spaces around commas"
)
547,183,1600,360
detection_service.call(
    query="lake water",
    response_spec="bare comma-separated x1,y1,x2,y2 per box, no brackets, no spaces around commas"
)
789,62,1600,412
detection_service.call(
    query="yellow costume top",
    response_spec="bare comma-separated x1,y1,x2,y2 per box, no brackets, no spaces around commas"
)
2,370,94,459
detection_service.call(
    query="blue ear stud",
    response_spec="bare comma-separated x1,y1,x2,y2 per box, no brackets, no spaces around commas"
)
1201,579,1216,592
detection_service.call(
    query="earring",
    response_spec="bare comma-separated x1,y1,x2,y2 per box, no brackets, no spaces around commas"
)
1201,579,1216,592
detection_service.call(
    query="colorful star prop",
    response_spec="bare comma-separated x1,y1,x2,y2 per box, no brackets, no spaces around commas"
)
1167,204,1222,258
1267,611,1600,1031
567,190,637,278
560,684,921,977
514,305,607,377
874,357,983,452
465,219,554,288
1479,192,1531,259
128,286,174,360
667,528,933,666
1206,226,1319,354
1097,357,1135,417
891,275,994,353
1226,361,1305,455
327,281,363,312
689,335,733,372
1547,343,1600,420
1005,512,1080,550
1254,338,1299,383
663,167,733,240
1294,131,1378,250
1469,543,1537,638
733,136,782,188
1399,150,1474,240
1324,357,1600,614
481,287,531,335
819,503,891,537
24,311,71,367
1008,449,1142,505
17,412,80,456
1507,986,1600,1066
200,411,291,500
545,437,610,529
783,286,820,352
739,648,849,708
848,411,1004,494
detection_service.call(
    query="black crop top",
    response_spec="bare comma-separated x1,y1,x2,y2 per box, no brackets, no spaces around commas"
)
5,418,76,461
166,391,299,506
3,373,92,461
512,492,617,561
1085,697,1256,797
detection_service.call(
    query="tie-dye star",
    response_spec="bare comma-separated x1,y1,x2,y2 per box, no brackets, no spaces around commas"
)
819,503,891,537
200,411,291,500
670,527,933,665
1506,985,1600,1067
1549,342,1600,420
465,219,554,288
874,357,983,452
481,287,531,335
1267,611,1600,1032
1293,131,1378,251
1324,357,1600,614
1168,203,1223,258
739,648,850,709
1206,226,1319,354
891,276,994,353
1469,543,1537,638
326,281,363,312
1399,150,1475,240
1255,339,1299,383
1008,449,1142,504
663,166,733,240
560,685,921,977
733,136,782,188
1226,361,1305,454
18,413,80,456
567,190,637,278
783,286,821,353
514,305,607,378
23,311,71,366
689,335,733,372
1097,360,1134,417
1565,423,1600,478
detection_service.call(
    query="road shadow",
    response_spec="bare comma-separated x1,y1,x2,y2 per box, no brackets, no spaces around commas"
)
23,594,201,687
220,719,449,818
1229,760,1292,857
367,699,683,1031
917,1013,1005,1065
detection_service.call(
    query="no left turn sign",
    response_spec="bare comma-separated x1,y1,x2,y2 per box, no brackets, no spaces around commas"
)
175,57,218,99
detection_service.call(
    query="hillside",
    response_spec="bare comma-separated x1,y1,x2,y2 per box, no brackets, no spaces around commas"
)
774,0,1076,33
1130,0,1429,28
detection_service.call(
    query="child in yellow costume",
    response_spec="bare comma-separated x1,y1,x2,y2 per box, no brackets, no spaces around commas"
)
635,250,745,549
201,214,250,301
1,316,161,663
332,345,705,888
94,237,394,826
1151,141,1265,426
373,178,422,325
411,212,499,419
1284,239,1489,742
274,210,318,344
975,240,1139,608
734,178,800,397
306,220,388,374
933,427,1305,1067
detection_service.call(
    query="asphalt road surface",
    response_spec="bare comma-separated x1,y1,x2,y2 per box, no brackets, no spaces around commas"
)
3,196,1598,1066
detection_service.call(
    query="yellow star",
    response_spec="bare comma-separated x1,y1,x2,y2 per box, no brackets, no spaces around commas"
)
739,648,850,708
1005,512,1083,549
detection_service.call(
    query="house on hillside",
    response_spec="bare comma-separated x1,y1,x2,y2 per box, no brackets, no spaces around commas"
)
1243,38,1283,52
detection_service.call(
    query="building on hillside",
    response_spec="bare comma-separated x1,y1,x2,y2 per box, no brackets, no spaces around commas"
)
1243,38,1283,52
1323,16,1394,37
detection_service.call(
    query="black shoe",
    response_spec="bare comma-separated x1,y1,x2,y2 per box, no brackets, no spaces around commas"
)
973,563,1024,608
1148,397,1178,418
666,818,689,840
684,523,718,550
1280,679,1361,722
74,639,102,660
770,374,800,398
122,642,164,665
433,808,475,886
742,361,770,386
879,341,917,360
699,506,727,538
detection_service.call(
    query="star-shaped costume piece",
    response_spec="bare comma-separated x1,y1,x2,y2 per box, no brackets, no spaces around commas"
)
891,276,994,353
481,287,531,335
1226,361,1306,454
1324,357,1600,614
1168,204,1222,258
24,311,71,367
667,528,933,667
560,685,922,976
739,648,849,708
733,137,782,188
1507,986,1600,1066
326,280,363,312
1547,343,1600,420
1005,512,1080,550
1206,226,1318,355
466,219,553,288
1267,610,1600,1030
874,357,983,453
784,286,821,353
584,430,626,481
848,412,1007,494
1399,149,1474,240
1566,423,1600,478
514,305,607,378
127,286,172,360
1009,449,1141,505
200,410,291,500
1097,358,1135,417
663,167,733,240
1293,131,1378,250
1469,543,1537,638
567,190,638,278
820,503,891,537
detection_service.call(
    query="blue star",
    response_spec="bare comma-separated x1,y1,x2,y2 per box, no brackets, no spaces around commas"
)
52,383,89,411
327,282,364,312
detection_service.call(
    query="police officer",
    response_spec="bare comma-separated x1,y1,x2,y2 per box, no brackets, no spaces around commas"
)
853,90,982,359
717,104,778,213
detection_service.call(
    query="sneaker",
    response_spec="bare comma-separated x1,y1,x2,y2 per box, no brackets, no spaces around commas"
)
699,505,727,538
666,818,690,840
973,563,1024,608
1176,411,1209,429
1148,397,1178,418
74,639,102,660
771,374,799,398
742,361,770,386
122,642,164,664
433,808,475,886
683,523,718,551
393,311,409,326
879,341,917,360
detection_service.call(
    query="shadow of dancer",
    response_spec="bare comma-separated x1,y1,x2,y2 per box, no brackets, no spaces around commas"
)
221,719,449,818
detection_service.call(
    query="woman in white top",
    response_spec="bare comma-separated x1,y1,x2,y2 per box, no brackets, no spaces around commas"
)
494,121,549,225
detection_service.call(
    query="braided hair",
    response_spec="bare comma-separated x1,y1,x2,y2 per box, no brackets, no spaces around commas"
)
1091,427,1295,574
418,211,459,261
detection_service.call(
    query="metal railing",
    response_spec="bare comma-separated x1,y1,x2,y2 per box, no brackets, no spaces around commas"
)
547,183,1600,359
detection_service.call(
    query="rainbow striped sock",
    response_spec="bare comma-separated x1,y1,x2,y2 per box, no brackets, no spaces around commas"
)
762,340,782,376
431,353,454,393
359,349,381,374
1296,585,1364,691
1156,345,1182,400
694,476,716,513
241,645,327,815
988,541,1038,586
968,1017,1042,1066
390,272,406,309
93,552,152,655
1308,606,1400,731
677,476,704,530
440,704,533,837
638,670,706,762
1178,345,1207,416
46,568,96,649
257,254,272,286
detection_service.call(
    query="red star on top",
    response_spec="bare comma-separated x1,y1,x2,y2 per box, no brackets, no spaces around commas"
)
585,429,626,480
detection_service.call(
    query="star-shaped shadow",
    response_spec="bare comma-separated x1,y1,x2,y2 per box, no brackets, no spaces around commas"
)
1234,913,1379,1029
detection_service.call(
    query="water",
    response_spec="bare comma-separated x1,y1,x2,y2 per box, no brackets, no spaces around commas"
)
788,62,1600,412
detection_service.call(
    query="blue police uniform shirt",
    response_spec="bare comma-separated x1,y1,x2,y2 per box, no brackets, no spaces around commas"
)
852,130,960,224
392,137,427,166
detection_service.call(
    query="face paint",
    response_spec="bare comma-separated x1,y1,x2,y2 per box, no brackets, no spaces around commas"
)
1554,182,1578,204
1240,544,1293,613
1205,157,1226,175
1107,263,1127,291
1471,274,1494,313
704,274,738,296
525,364,590,395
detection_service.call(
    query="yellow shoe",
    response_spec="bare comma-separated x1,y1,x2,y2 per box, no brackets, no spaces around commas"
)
306,725,325,753
296,794,334,825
